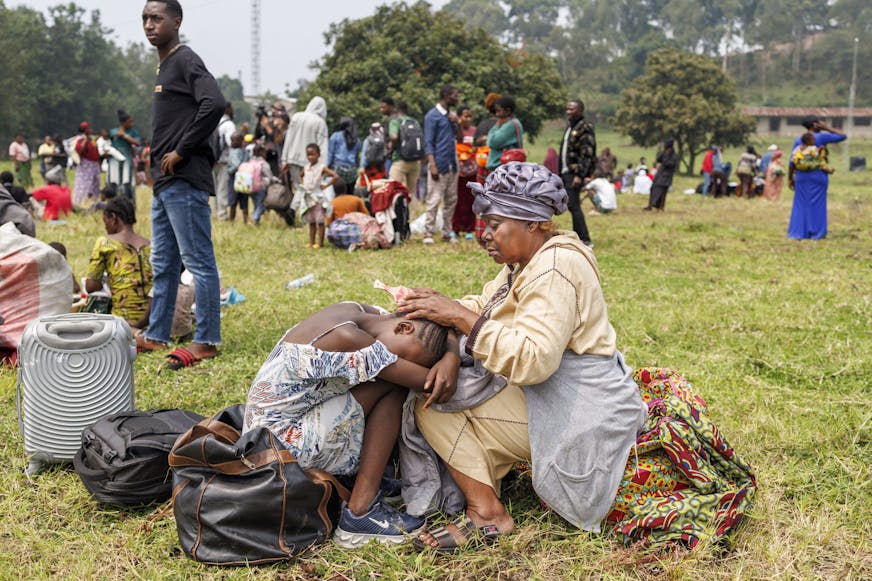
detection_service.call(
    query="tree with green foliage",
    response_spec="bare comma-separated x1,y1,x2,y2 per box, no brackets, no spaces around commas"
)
442,0,509,40
298,1,563,140
613,48,755,173
216,75,253,125
0,2,157,146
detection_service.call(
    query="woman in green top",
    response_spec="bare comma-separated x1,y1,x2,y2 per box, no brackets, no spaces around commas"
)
86,197,152,330
108,110,142,202
485,96,524,171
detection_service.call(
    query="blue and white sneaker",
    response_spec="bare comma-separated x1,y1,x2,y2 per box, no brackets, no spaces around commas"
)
333,494,426,549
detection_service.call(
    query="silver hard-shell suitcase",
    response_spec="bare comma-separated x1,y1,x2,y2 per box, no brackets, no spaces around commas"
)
17,313,136,475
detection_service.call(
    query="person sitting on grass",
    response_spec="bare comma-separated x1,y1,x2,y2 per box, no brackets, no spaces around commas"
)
792,132,835,174
91,183,119,213
243,301,460,549
30,169,72,222
0,171,31,209
582,171,617,215
85,197,152,331
328,179,369,225
0,180,35,237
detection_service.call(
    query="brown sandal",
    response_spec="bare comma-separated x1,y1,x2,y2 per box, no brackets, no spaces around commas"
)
414,513,501,554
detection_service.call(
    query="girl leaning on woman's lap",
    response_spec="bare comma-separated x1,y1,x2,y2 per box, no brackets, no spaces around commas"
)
398,162,757,552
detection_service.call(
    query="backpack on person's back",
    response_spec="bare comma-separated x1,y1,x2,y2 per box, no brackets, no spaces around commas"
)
397,117,425,161
234,159,266,194
364,133,386,166
208,118,234,166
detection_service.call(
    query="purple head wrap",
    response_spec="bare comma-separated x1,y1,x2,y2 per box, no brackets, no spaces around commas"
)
469,162,568,221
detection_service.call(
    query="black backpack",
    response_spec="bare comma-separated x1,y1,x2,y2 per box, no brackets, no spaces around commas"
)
364,134,386,166
208,117,233,166
397,117,425,161
74,409,204,505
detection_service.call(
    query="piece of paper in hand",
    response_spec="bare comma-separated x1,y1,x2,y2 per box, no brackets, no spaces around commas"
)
373,279,413,302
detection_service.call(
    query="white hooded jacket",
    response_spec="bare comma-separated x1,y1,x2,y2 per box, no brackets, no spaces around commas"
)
281,96,329,168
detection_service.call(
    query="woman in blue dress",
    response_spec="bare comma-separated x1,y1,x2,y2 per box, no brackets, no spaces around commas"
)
787,116,846,240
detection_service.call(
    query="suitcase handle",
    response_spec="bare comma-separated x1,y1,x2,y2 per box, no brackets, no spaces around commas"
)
35,316,119,350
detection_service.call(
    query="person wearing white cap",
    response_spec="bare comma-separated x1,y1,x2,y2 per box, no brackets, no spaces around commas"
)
759,144,779,177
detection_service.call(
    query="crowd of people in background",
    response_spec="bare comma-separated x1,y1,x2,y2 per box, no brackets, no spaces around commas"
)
2,102,849,245
0,50,850,349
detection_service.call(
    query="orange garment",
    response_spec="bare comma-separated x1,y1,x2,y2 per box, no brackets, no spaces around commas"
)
329,194,369,225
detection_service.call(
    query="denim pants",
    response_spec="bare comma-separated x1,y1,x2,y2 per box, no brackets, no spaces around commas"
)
146,180,221,345
252,188,267,223
702,171,711,196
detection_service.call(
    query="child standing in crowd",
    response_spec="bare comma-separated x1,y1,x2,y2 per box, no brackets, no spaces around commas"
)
293,143,339,248
226,132,248,223
248,143,273,226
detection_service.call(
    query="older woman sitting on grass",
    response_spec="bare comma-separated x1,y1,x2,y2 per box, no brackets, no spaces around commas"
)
399,162,756,552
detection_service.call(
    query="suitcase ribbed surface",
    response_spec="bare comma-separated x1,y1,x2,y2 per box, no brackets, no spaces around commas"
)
18,314,136,467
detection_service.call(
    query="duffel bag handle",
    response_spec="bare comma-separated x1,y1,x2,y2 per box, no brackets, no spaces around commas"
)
169,439,298,474
306,468,351,502
175,417,241,450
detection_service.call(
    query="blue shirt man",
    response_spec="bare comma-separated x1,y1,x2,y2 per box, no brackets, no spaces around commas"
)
421,85,460,244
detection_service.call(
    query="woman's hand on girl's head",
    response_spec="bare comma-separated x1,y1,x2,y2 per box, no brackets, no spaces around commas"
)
398,294,478,336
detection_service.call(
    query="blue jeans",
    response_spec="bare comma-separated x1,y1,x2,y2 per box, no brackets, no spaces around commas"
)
252,188,267,223
702,172,711,196
146,180,221,345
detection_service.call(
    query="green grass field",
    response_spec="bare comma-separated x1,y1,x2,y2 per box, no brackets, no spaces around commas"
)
1,129,870,579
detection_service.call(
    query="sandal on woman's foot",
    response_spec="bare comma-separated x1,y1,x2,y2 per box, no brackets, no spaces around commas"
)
165,346,216,371
414,513,501,554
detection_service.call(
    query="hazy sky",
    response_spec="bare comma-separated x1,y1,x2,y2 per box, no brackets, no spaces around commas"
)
8,0,449,95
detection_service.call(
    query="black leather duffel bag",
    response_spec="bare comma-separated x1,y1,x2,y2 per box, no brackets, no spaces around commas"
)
169,405,349,566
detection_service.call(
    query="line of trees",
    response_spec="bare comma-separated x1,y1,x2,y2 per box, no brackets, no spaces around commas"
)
443,0,872,115
0,2,155,148
0,2,251,151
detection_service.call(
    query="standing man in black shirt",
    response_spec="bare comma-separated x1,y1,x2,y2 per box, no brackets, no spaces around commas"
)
139,0,224,369
558,99,595,247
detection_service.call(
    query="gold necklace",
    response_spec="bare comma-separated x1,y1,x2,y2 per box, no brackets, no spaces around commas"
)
156,44,183,76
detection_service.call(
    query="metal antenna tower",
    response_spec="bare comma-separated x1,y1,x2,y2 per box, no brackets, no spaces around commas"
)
250,0,261,96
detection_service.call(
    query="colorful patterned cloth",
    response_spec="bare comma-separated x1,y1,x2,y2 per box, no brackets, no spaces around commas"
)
86,236,152,326
243,338,398,476
327,211,390,250
604,368,757,548
73,158,101,205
